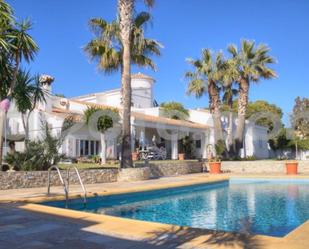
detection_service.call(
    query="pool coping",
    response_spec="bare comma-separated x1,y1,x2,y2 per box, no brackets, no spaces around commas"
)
7,174,309,248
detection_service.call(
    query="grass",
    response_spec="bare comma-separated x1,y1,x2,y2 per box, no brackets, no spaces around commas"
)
58,159,199,170
58,163,119,170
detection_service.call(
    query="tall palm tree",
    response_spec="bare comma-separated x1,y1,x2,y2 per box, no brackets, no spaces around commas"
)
117,0,154,168
13,70,46,147
8,20,39,96
85,12,161,73
186,49,227,143
227,40,276,154
86,4,159,167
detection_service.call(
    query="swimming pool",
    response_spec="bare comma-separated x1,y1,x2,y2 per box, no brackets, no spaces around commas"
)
43,178,309,237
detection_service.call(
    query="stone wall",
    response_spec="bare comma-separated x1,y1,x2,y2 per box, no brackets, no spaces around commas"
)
221,160,309,173
149,161,203,178
0,169,119,190
0,161,204,189
117,161,203,182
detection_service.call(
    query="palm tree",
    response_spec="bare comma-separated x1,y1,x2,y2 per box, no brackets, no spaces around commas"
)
84,106,119,164
86,3,159,168
0,19,38,165
8,20,39,96
228,40,276,154
13,70,46,147
85,12,161,73
0,0,13,55
186,49,227,142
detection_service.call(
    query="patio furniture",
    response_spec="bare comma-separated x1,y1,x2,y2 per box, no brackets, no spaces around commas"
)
138,146,167,160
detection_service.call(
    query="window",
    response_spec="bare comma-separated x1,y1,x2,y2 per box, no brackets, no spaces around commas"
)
80,140,84,156
96,141,100,155
196,140,201,149
77,140,100,156
90,141,95,155
85,140,89,155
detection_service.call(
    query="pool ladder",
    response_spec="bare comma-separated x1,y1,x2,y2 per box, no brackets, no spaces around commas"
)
47,165,87,208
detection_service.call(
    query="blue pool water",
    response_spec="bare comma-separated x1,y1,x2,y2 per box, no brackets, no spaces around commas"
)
43,178,309,237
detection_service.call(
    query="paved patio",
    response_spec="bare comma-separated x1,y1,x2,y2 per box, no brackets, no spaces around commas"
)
1,173,309,249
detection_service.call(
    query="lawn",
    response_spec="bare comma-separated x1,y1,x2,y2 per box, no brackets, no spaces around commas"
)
58,159,199,170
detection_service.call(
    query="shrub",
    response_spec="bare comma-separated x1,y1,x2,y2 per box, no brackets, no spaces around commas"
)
5,121,65,171
160,102,189,120
215,140,226,159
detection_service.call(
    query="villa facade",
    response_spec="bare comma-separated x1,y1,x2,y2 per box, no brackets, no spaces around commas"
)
4,73,269,160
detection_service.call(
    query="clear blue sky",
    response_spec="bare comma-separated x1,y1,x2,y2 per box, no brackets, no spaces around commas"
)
8,0,309,125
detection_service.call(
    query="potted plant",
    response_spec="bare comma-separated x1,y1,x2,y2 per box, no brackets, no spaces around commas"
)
286,160,298,175
178,153,185,160
208,157,222,174
207,140,225,174
132,151,139,161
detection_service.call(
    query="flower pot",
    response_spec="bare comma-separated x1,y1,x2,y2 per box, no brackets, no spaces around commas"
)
178,153,185,160
209,162,221,174
132,152,139,161
286,161,298,175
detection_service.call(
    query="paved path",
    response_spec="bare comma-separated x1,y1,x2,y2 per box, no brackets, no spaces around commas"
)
0,203,173,249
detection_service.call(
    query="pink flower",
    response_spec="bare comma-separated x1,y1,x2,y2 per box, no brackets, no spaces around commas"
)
0,98,11,112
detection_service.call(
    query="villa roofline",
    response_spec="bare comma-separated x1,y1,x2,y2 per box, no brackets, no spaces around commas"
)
54,100,210,130
69,88,121,100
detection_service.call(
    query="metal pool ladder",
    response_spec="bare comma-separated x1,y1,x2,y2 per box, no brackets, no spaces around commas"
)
47,165,87,208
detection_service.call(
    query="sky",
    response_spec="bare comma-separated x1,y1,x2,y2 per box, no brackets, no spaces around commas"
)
7,0,309,125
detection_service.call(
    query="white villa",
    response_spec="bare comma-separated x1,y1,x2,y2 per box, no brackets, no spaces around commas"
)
5,73,269,160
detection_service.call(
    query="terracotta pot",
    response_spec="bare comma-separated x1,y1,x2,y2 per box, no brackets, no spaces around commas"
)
178,153,185,160
286,161,298,175
209,162,221,174
132,152,139,161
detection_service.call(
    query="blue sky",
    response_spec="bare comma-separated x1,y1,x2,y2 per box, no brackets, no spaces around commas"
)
8,0,309,125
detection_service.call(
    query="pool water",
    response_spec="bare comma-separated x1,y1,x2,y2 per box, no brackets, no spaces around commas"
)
43,178,309,237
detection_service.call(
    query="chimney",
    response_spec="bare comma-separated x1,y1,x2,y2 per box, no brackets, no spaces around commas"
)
39,74,54,112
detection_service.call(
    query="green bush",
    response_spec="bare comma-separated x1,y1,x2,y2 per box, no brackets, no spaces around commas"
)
5,122,65,171
243,155,257,161
215,140,226,159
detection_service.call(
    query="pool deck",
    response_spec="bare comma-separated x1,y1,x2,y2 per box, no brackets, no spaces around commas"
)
1,173,309,249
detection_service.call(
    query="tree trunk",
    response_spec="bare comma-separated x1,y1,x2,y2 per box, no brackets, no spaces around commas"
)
8,54,20,97
100,133,106,165
208,80,223,143
0,109,5,166
118,0,133,168
235,78,249,156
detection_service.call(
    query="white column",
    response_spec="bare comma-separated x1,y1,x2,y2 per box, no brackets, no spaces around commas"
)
140,129,145,148
201,132,208,159
171,132,178,160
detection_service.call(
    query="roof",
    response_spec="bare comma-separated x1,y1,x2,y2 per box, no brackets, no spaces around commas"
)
132,112,209,129
131,72,154,81
52,100,209,130
70,73,153,100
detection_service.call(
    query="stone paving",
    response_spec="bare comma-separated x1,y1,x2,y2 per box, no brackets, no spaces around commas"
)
0,203,170,249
